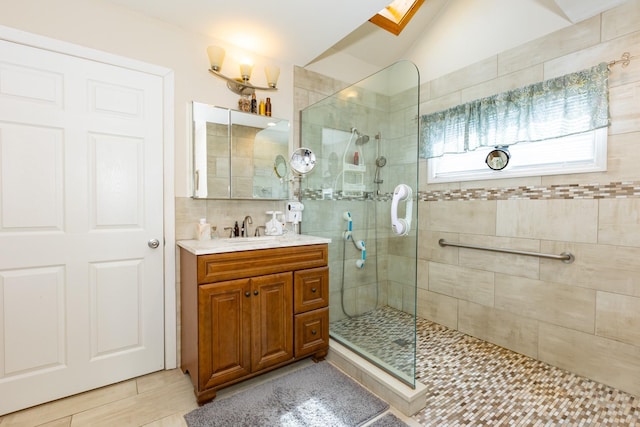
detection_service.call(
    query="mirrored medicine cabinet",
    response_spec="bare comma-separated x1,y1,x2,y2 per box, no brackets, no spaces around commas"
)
192,102,291,200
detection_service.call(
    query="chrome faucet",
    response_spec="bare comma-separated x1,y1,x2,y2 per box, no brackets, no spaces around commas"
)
242,216,253,237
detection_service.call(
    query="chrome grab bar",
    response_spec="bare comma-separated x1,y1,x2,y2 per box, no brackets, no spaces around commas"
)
438,239,575,264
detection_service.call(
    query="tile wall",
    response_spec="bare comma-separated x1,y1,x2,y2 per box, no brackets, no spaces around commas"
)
418,0,640,397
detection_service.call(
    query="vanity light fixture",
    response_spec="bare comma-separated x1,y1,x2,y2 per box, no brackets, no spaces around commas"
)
207,45,279,96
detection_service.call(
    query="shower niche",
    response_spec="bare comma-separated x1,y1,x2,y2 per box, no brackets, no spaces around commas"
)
299,60,420,391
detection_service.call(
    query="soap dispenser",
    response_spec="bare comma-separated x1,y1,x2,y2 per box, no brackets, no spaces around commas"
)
196,218,211,241
264,211,283,236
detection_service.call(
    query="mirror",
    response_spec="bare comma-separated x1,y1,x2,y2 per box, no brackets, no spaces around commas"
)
192,102,290,199
290,148,317,175
485,146,510,170
274,154,287,179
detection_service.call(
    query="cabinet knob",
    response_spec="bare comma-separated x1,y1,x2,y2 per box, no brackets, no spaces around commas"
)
311,287,317,293
311,330,317,335
245,291,250,297
253,290,259,296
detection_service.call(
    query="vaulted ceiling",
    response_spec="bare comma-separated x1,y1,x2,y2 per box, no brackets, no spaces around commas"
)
105,0,630,78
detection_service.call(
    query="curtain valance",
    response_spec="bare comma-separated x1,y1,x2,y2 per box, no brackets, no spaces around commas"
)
420,62,610,159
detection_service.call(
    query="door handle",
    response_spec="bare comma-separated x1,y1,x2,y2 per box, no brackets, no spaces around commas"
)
148,239,160,249
391,184,413,236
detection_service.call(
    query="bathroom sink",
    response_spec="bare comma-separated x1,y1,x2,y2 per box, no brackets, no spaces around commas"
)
177,234,332,255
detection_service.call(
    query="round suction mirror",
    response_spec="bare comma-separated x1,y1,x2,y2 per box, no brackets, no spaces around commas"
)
485,146,510,171
290,148,316,175
273,154,287,179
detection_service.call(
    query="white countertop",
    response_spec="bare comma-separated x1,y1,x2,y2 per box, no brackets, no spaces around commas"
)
177,233,331,255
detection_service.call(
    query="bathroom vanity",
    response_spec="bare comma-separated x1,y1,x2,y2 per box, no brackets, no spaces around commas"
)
178,235,330,404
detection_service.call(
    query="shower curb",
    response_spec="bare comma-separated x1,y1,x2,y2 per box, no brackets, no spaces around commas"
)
327,339,428,416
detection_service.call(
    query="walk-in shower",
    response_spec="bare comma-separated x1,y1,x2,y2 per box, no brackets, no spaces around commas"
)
299,60,420,386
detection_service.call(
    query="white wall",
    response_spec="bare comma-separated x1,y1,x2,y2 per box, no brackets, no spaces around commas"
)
0,0,294,198
404,0,572,82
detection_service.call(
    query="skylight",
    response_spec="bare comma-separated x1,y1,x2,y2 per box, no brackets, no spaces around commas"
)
369,0,424,35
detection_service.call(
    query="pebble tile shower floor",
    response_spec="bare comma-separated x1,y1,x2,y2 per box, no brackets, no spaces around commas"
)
331,306,640,426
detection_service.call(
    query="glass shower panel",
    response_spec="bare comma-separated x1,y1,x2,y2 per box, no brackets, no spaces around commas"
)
299,61,419,387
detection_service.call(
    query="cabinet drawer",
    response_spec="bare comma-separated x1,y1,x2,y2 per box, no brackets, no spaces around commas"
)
294,307,329,358
197,244,328,284
294,267,328,314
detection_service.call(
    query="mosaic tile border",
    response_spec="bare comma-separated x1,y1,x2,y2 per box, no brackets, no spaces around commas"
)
302,181,640,202
419,181,640,202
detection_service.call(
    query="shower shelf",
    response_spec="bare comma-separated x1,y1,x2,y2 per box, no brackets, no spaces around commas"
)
342,163,366,197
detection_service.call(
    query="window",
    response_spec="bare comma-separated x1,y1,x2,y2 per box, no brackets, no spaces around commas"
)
369,0,424,35
421,63,610,183
427,128,607,183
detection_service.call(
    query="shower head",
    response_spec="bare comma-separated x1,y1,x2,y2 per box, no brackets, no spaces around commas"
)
351,127,370,145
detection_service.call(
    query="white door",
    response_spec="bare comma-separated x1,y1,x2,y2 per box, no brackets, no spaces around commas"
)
0,39,165,415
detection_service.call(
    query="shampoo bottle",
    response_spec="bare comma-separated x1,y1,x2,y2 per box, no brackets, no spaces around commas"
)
196,218,211,241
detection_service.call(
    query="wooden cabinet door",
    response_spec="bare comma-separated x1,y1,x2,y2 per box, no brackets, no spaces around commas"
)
198,278,252,389
251,272,294,371
294,307,329,358
294,266,329,313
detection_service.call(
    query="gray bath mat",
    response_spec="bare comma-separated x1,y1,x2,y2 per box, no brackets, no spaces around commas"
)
369,413,410,427
184,361,389,427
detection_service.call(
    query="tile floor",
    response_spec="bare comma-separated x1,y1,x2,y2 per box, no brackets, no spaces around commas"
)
2,306,639,426
333,306,640,426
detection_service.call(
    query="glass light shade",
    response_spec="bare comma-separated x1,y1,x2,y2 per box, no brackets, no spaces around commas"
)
207,46,225,71
239,63,253,81
265,66,280,88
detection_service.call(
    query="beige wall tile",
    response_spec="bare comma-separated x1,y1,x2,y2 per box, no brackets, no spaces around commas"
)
387,254,417,286
457,234,541,280
539,323,640,397
596,292,640,346
418,230,459,265
599,198,640,248
417,289,458,329
602,0,640,41
540,240,640,297
427,200,497,235
496,199,598,243
175,197,206,240
498,16,601,75
495,274,596,333
417,258,429,291
430,56,497,99
460,79,500,104
387,280,404,311
544,31,640,84
609,81,640,135
461,65,544,103
418,81,430,105
420,91,462,115
428,262,494,307
458,300,538,359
